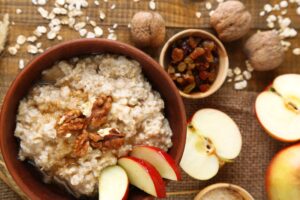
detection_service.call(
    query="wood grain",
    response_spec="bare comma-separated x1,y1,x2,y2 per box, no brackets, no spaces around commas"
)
0,0,300,200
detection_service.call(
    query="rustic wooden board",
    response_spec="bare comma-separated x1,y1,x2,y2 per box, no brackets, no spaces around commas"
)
1,0,300,199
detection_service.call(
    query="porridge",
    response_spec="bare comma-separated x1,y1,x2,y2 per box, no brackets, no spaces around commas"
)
14,54,173,197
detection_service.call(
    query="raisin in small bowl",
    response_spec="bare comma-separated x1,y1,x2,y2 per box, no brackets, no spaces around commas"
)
159,29,229,99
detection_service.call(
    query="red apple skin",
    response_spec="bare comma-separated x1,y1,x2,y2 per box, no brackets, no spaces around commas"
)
254,90,299,143
133,145,182,181
266,144,300,200
121,157,166,198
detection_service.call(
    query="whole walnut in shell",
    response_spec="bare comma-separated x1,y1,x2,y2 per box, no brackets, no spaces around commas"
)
244,30,284,71
130,11,166,48
210,0,252,42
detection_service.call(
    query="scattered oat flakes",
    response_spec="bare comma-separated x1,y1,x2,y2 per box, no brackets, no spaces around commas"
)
110,4,116,10
27,44,38,54
79,29,87,37
74,22,86,31
233,67,241,75
227,78,232,83
37,7,49,18
19,59,25,69
47,31,57,40
16,9,22,14
205,2,212,10
99,10,106,20
32,0,48,5
112,23,118,29
243,71,252,80
89,20,97,27
16,35,26,45
280,1,288,8
107,33,117,40
94,26,103,37
57,35,63,40
27,36,37,43
234,80,248,90
86,32,95,38
56,0,65,6
94,0,99,6
209,10,215,17
8,46,18,55
297,7,300,15
195,11,202,18
149,0,156,10
293,48,300,55
264,4,273,13
234,74,244,81
227,68,233,78
245,60,254,72
0,14,9,54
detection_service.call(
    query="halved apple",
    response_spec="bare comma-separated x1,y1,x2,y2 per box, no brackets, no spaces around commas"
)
255,74,300,142
130,146,181,181
118,157,166,198
180,109,242,180
266,144,300,200
99,165,129,200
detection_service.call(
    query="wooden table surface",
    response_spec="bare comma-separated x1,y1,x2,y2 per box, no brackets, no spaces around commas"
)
1,0,300,199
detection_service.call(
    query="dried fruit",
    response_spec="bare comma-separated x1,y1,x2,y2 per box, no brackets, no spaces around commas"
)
167,36,219,94
172,48,184,63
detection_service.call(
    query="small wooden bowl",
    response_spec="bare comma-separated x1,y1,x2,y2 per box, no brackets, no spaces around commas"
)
194,183,254,200
159,29,229,99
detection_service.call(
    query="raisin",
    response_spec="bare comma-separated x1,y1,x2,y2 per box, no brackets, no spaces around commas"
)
199,71,209,80
177,62,187,72
200,84,210,92
188,37,198,49
203,40,215,51
190,47,205,60
171,48,184,63
183,83,196,94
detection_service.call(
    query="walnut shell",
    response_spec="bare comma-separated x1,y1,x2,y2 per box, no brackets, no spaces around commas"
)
210,1,252,42
244,30,284,71
130,11,166,48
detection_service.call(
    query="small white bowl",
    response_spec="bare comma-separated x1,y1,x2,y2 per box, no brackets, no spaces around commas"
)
194,183,254,200
159,29,229,99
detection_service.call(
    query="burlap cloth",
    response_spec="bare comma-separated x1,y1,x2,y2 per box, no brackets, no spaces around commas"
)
1,0,299,199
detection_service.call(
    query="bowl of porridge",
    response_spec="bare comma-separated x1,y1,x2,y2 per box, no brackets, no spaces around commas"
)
0,39,186,200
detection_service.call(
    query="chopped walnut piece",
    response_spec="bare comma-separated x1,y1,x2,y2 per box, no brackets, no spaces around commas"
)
88,132,103,142
73,130,89,157
87,94,112,131
56,110,86,136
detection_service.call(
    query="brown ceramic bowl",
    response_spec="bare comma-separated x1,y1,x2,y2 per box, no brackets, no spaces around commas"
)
194,183,254,200
159,29,229,99
0,39,186,200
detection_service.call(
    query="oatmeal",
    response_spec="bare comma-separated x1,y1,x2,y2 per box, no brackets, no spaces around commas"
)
14,54,173,197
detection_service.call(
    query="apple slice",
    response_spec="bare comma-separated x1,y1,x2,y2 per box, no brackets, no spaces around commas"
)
266,144,300,200
130,146,181,181
99,165,129,200
180,109,242,180
255,74,300,142
118,157,166,198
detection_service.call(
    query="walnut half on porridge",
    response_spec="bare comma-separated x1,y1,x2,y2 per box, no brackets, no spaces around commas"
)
55,94,125,157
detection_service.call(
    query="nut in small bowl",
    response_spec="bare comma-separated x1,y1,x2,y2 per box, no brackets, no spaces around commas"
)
194,183,254,200
159,29,229,99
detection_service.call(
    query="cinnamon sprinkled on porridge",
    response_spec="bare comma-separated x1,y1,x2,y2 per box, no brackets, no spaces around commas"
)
14,54,172,197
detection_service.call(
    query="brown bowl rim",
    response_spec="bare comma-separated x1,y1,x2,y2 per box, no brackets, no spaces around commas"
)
0,38,186,200
159,29,229,99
